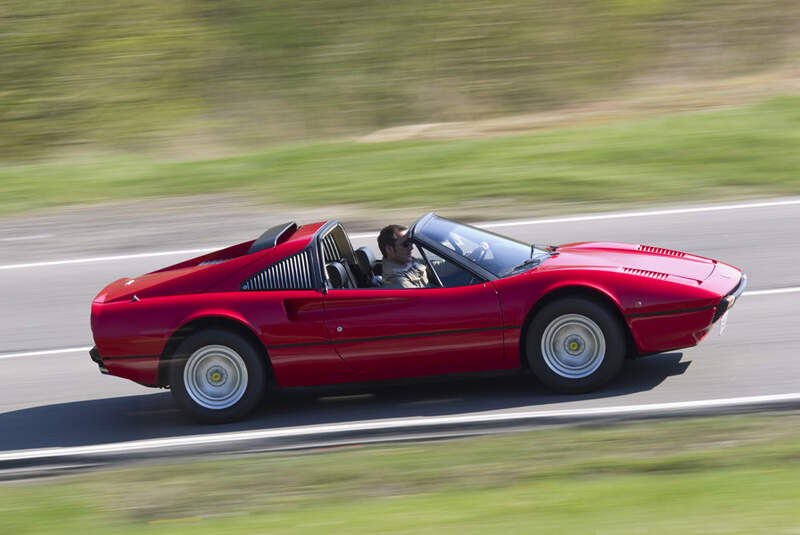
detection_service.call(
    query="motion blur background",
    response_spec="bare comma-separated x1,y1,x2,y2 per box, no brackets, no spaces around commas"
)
2,0,800,216
3,3,800,533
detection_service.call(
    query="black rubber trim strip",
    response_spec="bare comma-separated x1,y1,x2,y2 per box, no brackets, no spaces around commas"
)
267,325,522,349
626,305,715,318
101,354,160,361
713,273,747,322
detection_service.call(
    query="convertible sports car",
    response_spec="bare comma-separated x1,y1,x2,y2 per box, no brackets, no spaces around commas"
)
90,213,745,423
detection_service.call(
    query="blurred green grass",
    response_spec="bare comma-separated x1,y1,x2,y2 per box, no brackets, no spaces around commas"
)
2,0,800,160
2,412,800,533
1,96,799,215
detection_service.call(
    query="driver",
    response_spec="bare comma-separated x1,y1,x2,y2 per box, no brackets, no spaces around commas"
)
377,225,430,289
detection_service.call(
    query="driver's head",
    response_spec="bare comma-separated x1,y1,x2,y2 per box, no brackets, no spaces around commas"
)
378,224,412,264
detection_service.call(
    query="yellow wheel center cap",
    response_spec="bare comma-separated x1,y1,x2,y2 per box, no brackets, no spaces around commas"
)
569,341,579,351
211,372,222,382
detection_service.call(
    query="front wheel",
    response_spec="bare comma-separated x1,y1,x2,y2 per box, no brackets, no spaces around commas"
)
169,329,267,423
526,298,625,394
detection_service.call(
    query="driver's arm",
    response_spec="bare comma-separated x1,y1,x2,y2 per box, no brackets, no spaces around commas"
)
466,241,490,261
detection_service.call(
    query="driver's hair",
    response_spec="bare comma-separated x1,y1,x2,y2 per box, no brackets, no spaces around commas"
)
377,224,408,257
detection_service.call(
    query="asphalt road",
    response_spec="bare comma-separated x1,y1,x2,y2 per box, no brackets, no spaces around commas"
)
1,198,799,457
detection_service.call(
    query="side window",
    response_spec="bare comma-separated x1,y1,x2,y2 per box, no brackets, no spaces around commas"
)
420,247,482,288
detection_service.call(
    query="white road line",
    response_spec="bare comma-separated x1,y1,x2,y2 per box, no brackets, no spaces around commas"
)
0,285,794,362
349,232,376,240
743,287,800,296
2,198,799,271
478,198,800,229
0,248,218,271
2,391,800,462
0,346,92,360
0,234,53,242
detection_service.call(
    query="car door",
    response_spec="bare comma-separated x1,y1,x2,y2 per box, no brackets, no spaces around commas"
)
322,281,504,381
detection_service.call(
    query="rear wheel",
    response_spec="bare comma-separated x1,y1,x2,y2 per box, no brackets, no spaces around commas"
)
169,329,266,423
526,297,625,393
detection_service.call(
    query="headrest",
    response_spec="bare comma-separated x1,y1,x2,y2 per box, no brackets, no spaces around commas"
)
354,246,377,273
326,262,347,289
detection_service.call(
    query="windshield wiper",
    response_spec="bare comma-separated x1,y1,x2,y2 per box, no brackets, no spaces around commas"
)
510,257,542,272
509,244,556,273
510,244,541,272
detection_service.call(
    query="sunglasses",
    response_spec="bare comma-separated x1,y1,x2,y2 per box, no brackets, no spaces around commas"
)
395,239,412,248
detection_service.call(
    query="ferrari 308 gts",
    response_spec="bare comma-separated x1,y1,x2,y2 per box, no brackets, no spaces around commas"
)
90,213,745,422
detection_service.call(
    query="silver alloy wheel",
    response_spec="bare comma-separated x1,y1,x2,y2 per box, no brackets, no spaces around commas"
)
183,344,249,410
540,313,606,379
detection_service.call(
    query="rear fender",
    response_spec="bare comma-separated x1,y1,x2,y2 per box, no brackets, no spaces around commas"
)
158,311,269,387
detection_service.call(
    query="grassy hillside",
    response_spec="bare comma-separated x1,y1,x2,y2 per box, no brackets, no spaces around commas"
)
2,96,798,215
2,412,800,533
2,0,800,161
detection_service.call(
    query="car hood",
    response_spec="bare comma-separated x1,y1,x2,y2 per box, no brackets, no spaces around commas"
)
542,241,716,283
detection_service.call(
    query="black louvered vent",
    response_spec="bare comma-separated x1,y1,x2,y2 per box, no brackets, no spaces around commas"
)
637,245,685,258
241,250,313,291
622,267,668,280
322,233,341,262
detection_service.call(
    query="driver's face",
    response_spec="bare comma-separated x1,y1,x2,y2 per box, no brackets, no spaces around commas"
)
387,230,413,264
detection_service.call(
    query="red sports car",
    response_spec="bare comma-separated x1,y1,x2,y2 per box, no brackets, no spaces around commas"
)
90,213,745,423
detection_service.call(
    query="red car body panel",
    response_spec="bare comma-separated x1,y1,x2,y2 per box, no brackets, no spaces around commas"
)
322,283,507,381
90,218,744,389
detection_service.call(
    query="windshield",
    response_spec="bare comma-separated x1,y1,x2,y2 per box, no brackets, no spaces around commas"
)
415,215,552,278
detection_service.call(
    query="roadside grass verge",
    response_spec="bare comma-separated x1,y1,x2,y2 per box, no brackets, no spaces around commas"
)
2,412,800,534
4,0,799,160
2,96,800,217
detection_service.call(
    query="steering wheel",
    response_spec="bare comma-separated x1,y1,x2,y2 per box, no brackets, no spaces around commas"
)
446,232,464,255
473,246,487,263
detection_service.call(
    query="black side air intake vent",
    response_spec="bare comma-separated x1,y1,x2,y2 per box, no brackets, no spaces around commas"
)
241,250,313,291
321,233,341,263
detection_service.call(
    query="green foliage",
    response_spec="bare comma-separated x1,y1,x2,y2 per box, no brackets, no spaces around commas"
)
1,0,799,160
1,96,799,214
2,412,800,533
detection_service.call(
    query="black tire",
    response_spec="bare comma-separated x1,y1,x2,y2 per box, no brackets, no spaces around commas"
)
169,329,267,424
525,297,625,394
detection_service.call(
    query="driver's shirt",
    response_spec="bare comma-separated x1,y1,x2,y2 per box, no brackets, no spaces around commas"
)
381,258,430,289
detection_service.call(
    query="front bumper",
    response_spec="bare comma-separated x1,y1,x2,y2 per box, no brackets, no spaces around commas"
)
712,273,747,323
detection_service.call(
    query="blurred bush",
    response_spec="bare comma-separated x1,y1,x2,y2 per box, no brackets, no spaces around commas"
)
1,0,799,161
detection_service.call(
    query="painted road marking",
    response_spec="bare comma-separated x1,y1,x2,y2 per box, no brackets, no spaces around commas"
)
2,198,799,270
0,286,795,362
0,234,53,242
478,198,800,229
0,346,93,360
2,391,800,462
0,248,220,271
743,287,800,296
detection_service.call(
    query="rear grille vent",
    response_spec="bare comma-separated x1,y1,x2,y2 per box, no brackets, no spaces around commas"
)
241,250,313,291
623,267,668,280
322,234,341,262
638,245,685,258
